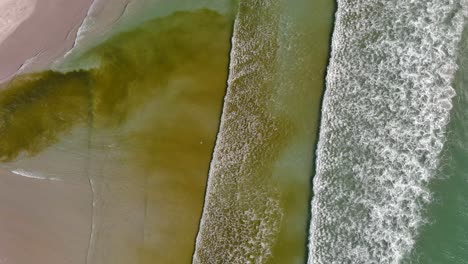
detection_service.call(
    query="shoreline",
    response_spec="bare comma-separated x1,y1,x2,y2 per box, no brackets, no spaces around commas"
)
0,0,94,83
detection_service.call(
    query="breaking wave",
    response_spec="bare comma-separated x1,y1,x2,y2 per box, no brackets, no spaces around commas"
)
308,0,468,263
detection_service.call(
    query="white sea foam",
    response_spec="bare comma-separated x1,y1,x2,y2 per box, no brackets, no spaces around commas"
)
308,0,468,263
193,1,287,263
0,0,36,45
11,169,63,181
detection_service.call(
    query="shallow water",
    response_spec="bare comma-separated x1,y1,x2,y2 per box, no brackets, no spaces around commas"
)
0,8,233,264
56,0,237,69
193,0,334,263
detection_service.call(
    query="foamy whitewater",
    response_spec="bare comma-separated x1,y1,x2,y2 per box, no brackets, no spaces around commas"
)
308,0,468,263
194,0,322,262
193,1,284,262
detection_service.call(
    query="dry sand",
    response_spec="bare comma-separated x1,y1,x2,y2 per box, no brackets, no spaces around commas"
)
0,0,93,83
0,0,36,44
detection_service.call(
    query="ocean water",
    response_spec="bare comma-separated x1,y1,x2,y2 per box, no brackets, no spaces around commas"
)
406,20,468,264
308,0,468,263
193,0,334,263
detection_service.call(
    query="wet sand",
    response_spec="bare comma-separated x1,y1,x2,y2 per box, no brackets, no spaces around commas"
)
0,0,93,83
0,168,91,264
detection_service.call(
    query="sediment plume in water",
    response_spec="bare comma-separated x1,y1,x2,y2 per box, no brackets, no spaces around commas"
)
0,9,233,264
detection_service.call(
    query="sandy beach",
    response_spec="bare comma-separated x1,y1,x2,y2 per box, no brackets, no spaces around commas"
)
0,0,93,83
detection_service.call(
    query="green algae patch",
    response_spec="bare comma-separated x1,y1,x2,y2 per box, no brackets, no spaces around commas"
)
87,9,231,127
114,11,233,264
0,9,233,264
0,9,231,159
0,70,91,161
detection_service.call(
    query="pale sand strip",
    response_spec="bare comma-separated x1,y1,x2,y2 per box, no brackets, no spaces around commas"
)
0,0,36,44
0,0,93,83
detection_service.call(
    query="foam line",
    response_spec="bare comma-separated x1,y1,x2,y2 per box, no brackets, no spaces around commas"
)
11,169,63,181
